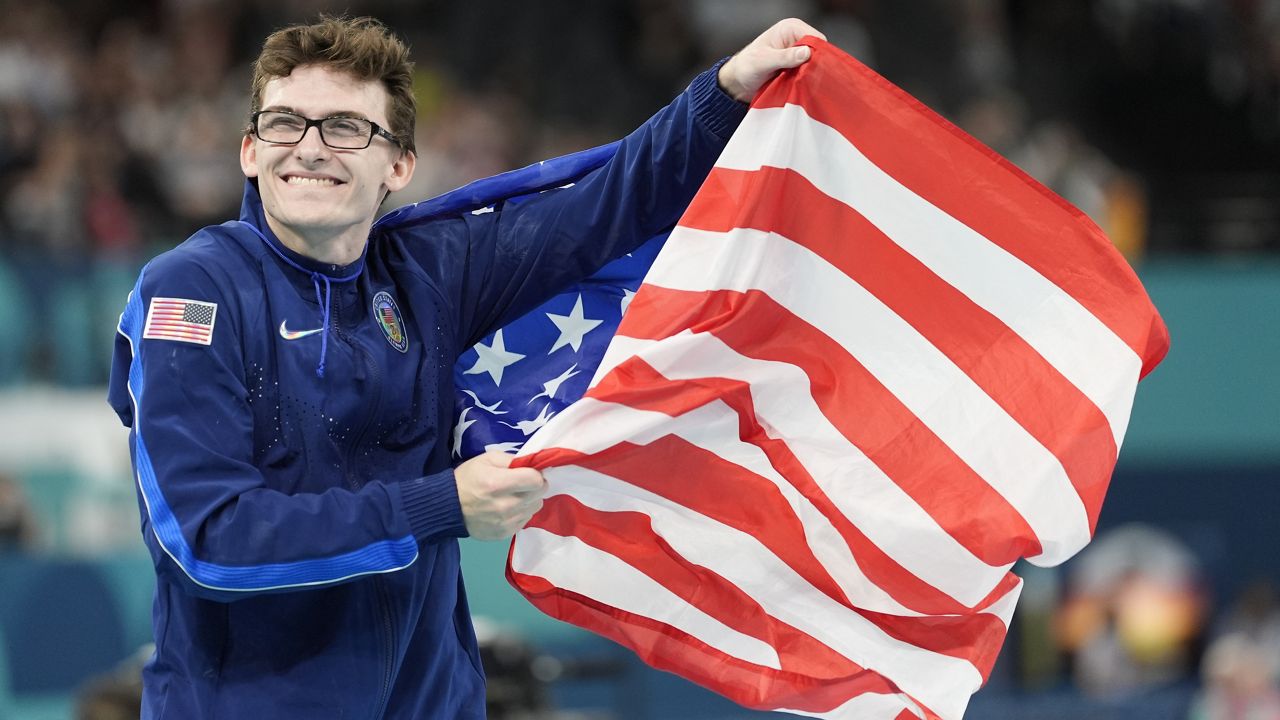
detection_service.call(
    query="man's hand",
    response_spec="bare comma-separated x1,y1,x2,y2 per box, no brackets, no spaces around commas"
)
717,18,827,104
456,451,548,540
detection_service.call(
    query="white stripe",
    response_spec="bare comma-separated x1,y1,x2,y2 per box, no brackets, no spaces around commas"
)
519,397,920,616
638,228,1094,565
528,466,982,720
555,331,1009,608
716,103,1141,453
511,527,782,670
980,574,1023,629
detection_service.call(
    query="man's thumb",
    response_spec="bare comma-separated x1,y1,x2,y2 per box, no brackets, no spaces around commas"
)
773,45,811,69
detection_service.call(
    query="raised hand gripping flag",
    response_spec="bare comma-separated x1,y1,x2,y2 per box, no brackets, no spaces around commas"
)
484,38,1169,720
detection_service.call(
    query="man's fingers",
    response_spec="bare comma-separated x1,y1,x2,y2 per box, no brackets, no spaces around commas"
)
505,467,548,496
455,449,548,539
770,45,812,70
763,18,826,49
719,18,825,102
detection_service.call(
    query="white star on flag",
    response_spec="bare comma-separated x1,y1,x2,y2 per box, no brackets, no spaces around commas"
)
451,406,476,458
620,288,636,315
530,363,581,404
464,329,525,386
546,295,602,353
484,441,524,454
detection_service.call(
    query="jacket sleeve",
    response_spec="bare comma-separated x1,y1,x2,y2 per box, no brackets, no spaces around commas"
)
405,61,747,349
108,251,466,602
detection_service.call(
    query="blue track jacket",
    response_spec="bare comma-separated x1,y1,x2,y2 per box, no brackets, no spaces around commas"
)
107,65,745,719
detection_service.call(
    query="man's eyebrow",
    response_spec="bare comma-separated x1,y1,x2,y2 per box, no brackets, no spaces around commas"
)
261,105,371,119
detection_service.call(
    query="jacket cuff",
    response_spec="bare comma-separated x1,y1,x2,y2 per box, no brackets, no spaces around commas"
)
398,469,469,543
689,57,750,142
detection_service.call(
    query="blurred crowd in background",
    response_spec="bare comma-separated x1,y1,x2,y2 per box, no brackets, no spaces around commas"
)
1,0,1279,386
2,1,1279,718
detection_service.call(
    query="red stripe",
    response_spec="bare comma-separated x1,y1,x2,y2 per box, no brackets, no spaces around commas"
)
510,570,925,717
147,321,209,329
145,326,211,336
679,165,1117,530
144,327,211,339
526,357,1015,663
535,439,853,608
152,305,206,314
751,40,1168,377
860,606,1010,684
524,362,958,615
529,495,858,679
514,495,929,715
614,287,1042,567
145,326,210,335
528,440,1013,675
149,317,211,327
523,357,1022,618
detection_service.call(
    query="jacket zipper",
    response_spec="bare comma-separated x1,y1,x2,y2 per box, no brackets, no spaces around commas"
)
328,289,397,719
372,578,396,719
331,290,381,493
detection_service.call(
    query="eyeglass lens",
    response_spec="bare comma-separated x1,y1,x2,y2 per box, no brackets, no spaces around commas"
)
256,112,373,149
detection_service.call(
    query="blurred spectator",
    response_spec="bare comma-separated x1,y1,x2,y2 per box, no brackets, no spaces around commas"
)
1215,580,1280,671
1188,632,1280,720
1012,119,1149,260
1191,578,1280,720
956,89,1149,260
1055,523,1208,699
0,470,39,551
403,88,525,200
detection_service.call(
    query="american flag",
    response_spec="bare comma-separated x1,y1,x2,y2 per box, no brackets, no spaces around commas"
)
488,39,1169,720
143,297,218,345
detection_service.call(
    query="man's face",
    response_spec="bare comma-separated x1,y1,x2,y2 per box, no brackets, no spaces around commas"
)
240,64,414,253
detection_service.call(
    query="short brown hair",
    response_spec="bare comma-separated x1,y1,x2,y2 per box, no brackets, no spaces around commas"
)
250,15,416,153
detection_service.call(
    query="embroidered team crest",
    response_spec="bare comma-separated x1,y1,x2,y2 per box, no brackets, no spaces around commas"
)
143,297,217,345
372,291,408,353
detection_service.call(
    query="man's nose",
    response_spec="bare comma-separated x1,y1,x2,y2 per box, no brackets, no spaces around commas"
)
294,125,331,158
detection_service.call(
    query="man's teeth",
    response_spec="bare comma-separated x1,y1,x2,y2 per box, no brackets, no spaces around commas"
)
286,176,337,186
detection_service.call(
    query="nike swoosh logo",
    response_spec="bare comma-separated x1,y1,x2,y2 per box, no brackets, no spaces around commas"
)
279,320,324,340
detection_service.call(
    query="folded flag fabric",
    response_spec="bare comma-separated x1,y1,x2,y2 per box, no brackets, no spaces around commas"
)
500,38,1170,720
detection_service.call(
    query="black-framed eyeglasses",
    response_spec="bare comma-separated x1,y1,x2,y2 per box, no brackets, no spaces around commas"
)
250,110,402,150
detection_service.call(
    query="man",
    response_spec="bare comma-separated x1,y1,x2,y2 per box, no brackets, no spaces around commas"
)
108,14,823,719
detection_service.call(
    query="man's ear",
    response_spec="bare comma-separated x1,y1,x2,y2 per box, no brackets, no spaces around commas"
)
240,135,259,178
384,150,416,193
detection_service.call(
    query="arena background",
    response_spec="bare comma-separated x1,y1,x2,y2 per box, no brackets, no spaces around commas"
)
1,0,1277,718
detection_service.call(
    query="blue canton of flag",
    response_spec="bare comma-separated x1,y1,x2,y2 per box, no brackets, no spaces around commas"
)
371,141,668,460
452,238,665,458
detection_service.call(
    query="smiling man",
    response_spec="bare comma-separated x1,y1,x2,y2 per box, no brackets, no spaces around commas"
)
244,63,414,265
108,14,822,720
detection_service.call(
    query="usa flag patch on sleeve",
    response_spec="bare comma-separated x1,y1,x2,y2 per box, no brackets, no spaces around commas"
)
143,297,218,345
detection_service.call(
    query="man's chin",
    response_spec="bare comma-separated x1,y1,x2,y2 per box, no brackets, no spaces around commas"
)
269,201,355,232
